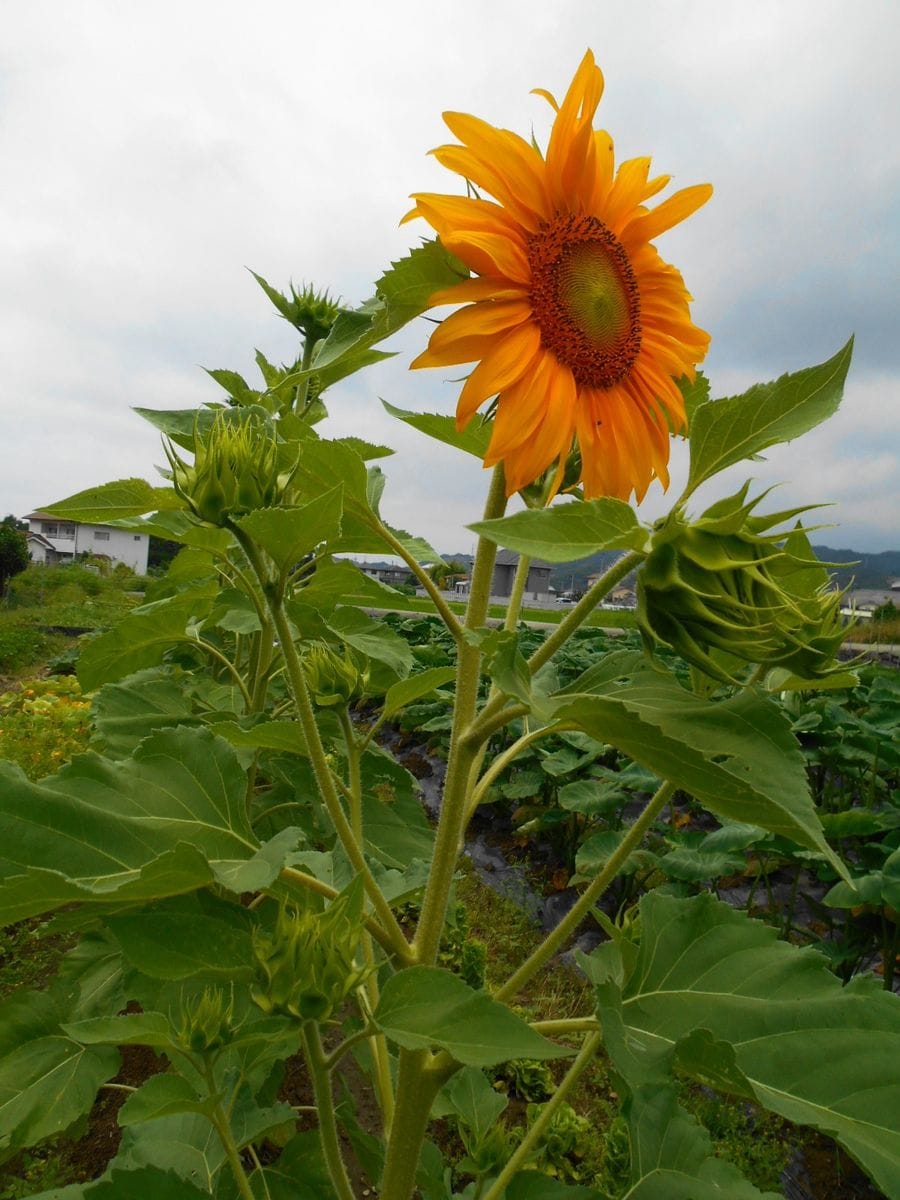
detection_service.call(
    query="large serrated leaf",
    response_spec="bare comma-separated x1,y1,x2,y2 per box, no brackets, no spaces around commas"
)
0,728,259,921
595,892,900,1199
234,486,343,573
27,1167,211,1200
43,478,183,522
106,893,254,981
382,401,492,459
0,990,119,1163
374,967,567,1066
553,666,836,860
77,591,217,692
470,498,647,562
686,339,853,492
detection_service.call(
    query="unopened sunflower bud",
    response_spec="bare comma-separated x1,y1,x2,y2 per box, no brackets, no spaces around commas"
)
638,485,845,684
164,409,299,527
303,642,368,707
175,986,235,1054
251,880,368,1023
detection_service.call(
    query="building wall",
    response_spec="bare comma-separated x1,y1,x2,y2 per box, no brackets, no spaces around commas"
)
27,517,149,574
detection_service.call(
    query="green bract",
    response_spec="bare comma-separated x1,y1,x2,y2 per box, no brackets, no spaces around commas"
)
251,883,368,1023
637,485,846,683
303,641,369,707
164,409,299,527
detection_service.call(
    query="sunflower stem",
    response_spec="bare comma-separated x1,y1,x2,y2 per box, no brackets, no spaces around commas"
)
503,552,532,631
495,780,676,1002
480,1031,604,1200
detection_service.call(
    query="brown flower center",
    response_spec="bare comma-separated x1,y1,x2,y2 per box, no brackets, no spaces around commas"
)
527,214,642,388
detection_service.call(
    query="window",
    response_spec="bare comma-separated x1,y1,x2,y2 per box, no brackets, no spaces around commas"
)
94,531,110,542
59,525,75,540
42,522,58,537
134,535,141,541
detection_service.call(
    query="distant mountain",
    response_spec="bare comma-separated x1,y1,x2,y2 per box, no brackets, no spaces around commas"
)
812,547,900,591
441,546,900,595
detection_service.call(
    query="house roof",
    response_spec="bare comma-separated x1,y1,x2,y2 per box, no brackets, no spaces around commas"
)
494,549,552,570
27,533,75,554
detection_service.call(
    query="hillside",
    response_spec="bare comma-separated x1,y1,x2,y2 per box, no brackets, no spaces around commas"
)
444,546,900,596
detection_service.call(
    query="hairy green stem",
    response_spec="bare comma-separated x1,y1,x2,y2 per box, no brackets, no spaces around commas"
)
303,1023,356,1200
526,549,643,677
496,780,676,1002
472,550,644,741
480,1031,604,1200
202,1065,256,1200
337,706,395,1130
530,1016,600,1037
379,1049,449,1200
231,525,411,962
184,637,252,710
503,552,532,631
412,465,507,964
377,520,464,641
465,722,571,821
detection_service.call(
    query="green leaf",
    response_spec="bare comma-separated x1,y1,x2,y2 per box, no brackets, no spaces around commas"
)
375,238,469,322
62,1013,174,1049
553,665,837,862
595,892,900,1200
470,498,647,562
27,1167,211,1199
620,1083,780,1199
209,719,307,756
114,1112,226,1190
506,1177,601,1200
374,966,567,1066
686,339,854,492
326,607,414,682
0,728,259,922
0,991,119,1162
381,667,457,719
92,668,209,758
43,478,183,522
118,1080,214,1123
293,558,401,610
77,591,216,692
133,407,219,452
444,1067,507,1142
383,401,492,459
240,1131,336,1200
234,486,343,573
106,894,254,981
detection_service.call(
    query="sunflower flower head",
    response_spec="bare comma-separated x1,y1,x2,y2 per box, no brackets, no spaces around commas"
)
406,51,712,502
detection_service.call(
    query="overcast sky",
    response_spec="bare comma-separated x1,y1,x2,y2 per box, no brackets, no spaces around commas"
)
2,0,898,555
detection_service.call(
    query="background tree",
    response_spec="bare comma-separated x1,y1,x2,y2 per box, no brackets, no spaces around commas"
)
0,523,29,596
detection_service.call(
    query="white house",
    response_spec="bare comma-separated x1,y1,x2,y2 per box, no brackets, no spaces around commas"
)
25,512,149,574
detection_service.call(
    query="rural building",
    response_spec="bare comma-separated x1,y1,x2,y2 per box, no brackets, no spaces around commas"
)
491,550,552,600
25,512,149,574
354,560,412,587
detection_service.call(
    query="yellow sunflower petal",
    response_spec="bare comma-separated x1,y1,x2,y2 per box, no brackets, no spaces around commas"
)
456,322,542,425
622,183,714,244
411,193,525,243
428,277,529,307
441,113,549,224
440,229,531,284
428,300,532,354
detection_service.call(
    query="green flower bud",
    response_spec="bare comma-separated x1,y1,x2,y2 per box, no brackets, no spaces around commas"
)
638,485,845,684
164,408,299,527
302,642,368,707
251,881,368,1023
175,986,235,1054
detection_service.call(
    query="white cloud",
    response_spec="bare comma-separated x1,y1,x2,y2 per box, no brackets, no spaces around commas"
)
1,0,897,551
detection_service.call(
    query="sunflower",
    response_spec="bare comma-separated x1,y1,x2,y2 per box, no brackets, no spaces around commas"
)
405,51,712,502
